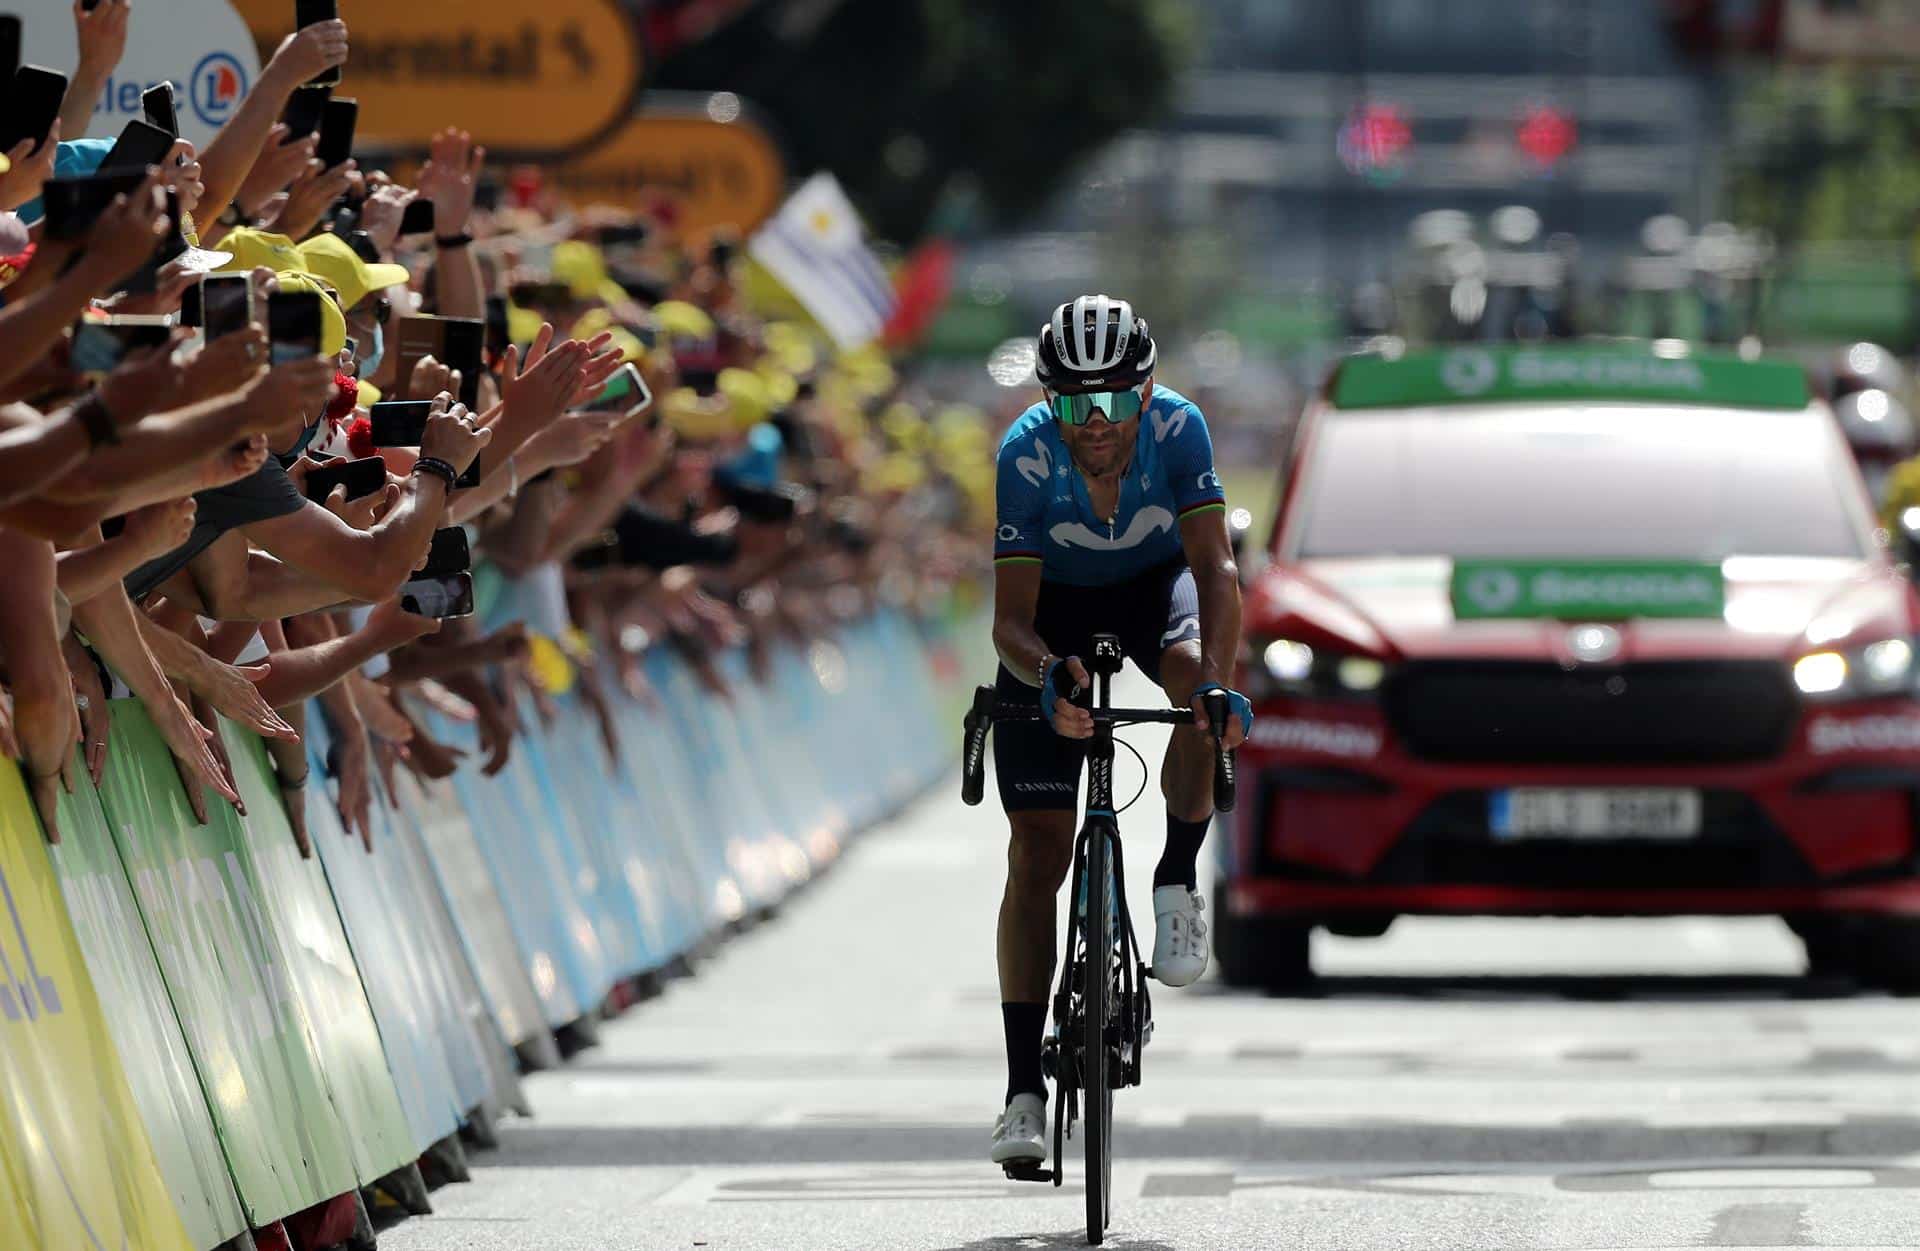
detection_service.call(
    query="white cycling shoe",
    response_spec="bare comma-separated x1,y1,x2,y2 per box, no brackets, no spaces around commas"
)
1152,885,1209,987
990,1092,1048,1166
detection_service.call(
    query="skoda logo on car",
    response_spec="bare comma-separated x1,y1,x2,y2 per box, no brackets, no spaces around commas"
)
1440,349,1499,396
1462,567,1521,614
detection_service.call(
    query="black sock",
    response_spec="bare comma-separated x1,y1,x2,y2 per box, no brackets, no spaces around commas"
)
1154,813,1212,890
1003,1002,1048,1105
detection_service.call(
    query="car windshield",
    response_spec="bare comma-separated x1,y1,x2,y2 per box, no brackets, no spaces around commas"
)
1293,404,1870,561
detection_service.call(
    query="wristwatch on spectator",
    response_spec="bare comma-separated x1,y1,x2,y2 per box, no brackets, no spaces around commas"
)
74,393,118,447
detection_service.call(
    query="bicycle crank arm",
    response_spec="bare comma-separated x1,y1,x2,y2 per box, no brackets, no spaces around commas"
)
1001,1162,1058,1184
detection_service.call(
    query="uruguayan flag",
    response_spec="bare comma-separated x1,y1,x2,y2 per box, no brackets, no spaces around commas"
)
749,173,896,349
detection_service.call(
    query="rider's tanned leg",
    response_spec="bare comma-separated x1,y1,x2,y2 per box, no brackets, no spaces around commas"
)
1000,810,1075,1101
1156,641,1215,886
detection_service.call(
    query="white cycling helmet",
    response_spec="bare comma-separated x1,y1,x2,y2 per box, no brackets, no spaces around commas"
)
1035,294,1157,393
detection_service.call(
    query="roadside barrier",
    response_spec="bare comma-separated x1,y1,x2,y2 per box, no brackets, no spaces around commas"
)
0,606,986,1250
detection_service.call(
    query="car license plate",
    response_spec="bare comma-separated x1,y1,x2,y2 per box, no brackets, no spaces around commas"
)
1489,788,1703,841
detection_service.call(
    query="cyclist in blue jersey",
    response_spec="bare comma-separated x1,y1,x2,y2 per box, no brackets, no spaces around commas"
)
988,295,1252,1167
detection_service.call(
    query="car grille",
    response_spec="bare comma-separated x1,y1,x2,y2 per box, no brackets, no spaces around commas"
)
1386,660,1795,765
1368,790,1814,889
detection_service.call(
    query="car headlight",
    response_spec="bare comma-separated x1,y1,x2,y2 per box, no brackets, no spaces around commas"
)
1246,637,1389,700
1793,637,1916,699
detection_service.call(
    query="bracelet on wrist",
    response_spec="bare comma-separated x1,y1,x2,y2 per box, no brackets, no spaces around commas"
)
435,232,474,250
277,770,309,791
412,456,457,489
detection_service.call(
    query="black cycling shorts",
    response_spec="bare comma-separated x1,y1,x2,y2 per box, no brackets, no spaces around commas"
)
994,558,1200,813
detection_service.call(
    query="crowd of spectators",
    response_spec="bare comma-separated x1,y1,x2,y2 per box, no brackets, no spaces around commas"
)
0,2,993,855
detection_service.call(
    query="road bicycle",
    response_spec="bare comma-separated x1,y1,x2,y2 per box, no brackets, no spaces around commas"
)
962,632,1236,1245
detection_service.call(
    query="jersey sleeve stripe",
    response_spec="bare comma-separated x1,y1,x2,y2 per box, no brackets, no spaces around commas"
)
994,554,1043,566
1178,499,1226,519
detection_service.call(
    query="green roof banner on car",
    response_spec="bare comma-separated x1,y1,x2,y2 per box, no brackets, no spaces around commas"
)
1333,346,1809,410
1451,560,1726,620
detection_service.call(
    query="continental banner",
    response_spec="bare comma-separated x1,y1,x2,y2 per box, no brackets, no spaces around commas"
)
93,701,359,1225
51,779,246,1250
550,111,787,236
230,0,643,154
0,760,195,1251
219,723,417,1185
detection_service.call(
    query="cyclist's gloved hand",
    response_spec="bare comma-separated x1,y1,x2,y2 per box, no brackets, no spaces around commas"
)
1042,655,1093,740
1190,682,1253,749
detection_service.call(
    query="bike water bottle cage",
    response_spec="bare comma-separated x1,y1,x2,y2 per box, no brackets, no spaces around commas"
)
1048,384,1148,427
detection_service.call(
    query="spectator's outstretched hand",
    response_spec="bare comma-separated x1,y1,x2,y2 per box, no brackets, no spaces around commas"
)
197,434,270,491
180,327,269,407
194,660,298,743
87,171,171,284
73,0,132,73
234,128,317,219
270,18,349,86
0,121,60,211
418,128,486,236
122,497,197,563
244,356,337,434
419,393,492,476
359,184,417,255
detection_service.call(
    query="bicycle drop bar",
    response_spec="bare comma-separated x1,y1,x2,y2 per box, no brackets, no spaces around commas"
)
959,684,1237,812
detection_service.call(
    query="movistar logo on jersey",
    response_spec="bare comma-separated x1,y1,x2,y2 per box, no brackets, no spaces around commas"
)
1452,559,1726,620
1050,507,1175,552
1334,346,1809,411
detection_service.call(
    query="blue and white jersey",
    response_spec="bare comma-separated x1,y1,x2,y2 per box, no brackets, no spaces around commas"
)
994,385,1225,587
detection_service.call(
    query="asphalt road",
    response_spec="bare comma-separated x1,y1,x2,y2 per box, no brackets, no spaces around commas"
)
384,719,1920,1251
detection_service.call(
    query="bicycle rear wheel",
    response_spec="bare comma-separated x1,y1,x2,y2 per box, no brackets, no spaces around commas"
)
1083,829,1114,1244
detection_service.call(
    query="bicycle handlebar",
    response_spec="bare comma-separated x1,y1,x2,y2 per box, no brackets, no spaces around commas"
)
959,684,1238,813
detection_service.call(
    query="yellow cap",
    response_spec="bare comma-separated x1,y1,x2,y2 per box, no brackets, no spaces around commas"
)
654,299,716,342
527,633,577,694
271,271,349,357
215,228,305,276
551,240,628,306
297,233,411,311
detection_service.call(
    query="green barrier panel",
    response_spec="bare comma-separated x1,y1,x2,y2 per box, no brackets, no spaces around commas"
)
94,701,358,1226
220,723,416,1186
51,777,247,1250
0,760,195,1251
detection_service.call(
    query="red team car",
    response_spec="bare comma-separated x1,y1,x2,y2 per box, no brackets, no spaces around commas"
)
1216,343,1920,989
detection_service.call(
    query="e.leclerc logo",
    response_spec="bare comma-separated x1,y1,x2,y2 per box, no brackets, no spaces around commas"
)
189,52,249,127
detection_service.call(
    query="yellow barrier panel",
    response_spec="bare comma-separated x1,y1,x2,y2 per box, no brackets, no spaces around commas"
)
0,761,193,1251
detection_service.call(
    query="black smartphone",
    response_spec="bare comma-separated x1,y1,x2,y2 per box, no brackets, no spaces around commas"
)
400,572,474,620
280,85,330,144
267,289,323,364
316,96,356,170
141,83,180,139
201,274,254,340
597,223,650,247
301,455,387,504
396,315,484,409
70,316,175,377
418,526,471,578
485,295,509,361
399,198,435,238
508,280,573,308
295,0,342,87
0,17,21,87
577,362,654,423
369,399,479,489
101,119,176,175
472,178,501,213
2,65,69,155
570,533,619,573
41,170,146,242
728,481,802,525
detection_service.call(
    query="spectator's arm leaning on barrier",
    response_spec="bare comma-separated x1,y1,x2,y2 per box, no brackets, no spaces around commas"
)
245,598,438,709
298,616,374,849
57,0,131,141
0,435,270,544
196,20,349,228
67,584,240,815
132,604,297,743
0,531,78,840
380,622,526,684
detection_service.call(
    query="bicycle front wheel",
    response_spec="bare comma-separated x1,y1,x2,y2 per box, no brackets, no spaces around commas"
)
1083,828,1114,1244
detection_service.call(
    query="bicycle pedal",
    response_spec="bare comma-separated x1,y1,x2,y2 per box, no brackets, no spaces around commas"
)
1001,1162,1055,1184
